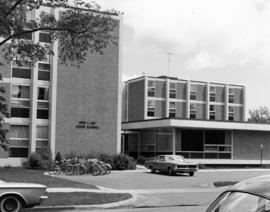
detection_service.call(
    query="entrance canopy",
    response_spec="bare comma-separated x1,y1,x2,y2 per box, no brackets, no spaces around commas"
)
122,118,270,132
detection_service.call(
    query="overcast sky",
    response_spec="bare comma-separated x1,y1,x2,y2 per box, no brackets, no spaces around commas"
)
94,0,270,111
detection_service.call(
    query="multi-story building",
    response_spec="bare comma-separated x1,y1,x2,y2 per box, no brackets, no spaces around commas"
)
122,76,270,161
0,6,123,166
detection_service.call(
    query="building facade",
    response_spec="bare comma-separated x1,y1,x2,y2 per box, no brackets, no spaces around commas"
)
122,76,270,161
0,6,122,166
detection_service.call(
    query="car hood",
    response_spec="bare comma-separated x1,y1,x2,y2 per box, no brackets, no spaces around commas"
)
0,182,47,189
175,162,198,165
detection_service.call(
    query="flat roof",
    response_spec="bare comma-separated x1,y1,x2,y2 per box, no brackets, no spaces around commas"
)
122,118,270,132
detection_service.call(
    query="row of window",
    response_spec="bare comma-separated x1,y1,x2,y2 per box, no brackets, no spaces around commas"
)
148,81,238,103
12,62,50,81
9,125,48,157
16,31,51,43
12,85,49,100
147,100,235,121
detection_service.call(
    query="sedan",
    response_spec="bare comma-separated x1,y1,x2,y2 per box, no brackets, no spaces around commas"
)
0,182,47,212
206,175,270,212
145,155,198,176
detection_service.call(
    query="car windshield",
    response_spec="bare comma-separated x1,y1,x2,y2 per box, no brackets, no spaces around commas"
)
206,191,270,212
167,155,185,163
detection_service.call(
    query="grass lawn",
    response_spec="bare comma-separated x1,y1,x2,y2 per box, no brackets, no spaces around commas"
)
0,168,133,206
0,167,97,189
42,192,132,206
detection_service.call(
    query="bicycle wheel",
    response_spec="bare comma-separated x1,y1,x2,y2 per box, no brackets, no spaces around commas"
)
91,165,101,176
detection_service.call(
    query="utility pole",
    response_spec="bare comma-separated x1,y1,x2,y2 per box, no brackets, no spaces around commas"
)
165,52,174,77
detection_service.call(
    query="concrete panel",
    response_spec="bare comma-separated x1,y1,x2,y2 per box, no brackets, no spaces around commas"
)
155,81,166,98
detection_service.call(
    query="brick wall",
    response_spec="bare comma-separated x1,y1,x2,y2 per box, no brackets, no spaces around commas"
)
0,45,11,78
234,88,243,104
215,105,225,120
176,82,186,100
55,21,121,156
128,80,145,121
155,81,166,98
196,103,206,119
233,130,270,160
196,84,206,101
155,100,165,118
176,102,186,118
215,86,225,103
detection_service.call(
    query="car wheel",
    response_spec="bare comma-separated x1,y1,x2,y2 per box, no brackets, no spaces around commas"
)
189,172,194,176
168,167,174,176
0,195,22,212
151,167,156,173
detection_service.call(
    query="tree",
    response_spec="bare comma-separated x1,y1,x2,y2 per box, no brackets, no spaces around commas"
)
248,106,270,123
0,0,119,151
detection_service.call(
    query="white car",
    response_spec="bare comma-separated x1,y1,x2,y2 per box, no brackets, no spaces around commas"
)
0,181,47,212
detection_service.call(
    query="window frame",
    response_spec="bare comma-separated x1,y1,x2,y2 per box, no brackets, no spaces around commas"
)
147,100,155,117
209,104,216,120
190,103,196,119
169,101,176,118
209,86,216,102
169,82,177,99
190,84,197,100
148,80,155,97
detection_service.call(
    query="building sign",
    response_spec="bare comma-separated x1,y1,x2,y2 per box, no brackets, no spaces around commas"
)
75,120,99,129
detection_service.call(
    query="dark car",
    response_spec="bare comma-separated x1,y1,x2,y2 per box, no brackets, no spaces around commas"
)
145,155,198,176
206,175,270,212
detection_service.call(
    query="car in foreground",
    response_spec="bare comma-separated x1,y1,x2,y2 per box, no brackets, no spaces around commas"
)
145,155,198,176
0,182,47,212
206,175,270,212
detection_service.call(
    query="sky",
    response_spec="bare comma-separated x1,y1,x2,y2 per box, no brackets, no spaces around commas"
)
93,0,270,111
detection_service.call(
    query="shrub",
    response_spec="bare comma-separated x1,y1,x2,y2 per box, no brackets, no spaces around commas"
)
55,152,62,162
137,155,146,165
28,148,53,170
112,154,136,170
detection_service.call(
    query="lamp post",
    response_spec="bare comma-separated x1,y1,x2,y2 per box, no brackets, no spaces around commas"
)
260,144,264,167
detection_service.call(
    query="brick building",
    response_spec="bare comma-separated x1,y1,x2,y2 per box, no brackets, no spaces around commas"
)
0,6,122,166
122,76,270,160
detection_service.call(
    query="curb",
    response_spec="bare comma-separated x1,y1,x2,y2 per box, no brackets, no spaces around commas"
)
29,193,143,211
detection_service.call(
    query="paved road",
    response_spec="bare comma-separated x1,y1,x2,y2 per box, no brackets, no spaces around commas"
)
31,169,270,211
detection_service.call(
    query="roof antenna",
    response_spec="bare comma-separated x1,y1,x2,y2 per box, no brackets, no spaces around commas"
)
165,52,174,77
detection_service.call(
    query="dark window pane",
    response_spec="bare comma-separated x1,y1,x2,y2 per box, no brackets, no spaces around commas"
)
9,147,28,157
39,33,51,43
37,109,49,119
205,153,218,159
15,32,32,40
190,113,196,119
38,63,50,71
11,107,30,118
38,71,50,81
147,111,155,117
210,115,215,120
12,68,31,79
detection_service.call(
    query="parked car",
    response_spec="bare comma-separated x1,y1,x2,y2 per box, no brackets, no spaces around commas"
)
0,182,47,212
206,175,270,212
145,155,198,176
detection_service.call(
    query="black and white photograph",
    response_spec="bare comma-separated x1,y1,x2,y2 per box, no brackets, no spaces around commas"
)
1,0,270,211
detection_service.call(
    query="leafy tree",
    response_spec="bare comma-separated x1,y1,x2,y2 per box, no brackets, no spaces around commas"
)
0,0,119,151
248,106,270,123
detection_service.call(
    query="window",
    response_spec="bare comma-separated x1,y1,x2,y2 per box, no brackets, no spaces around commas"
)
148,80,155,97
228,106,234,121
15,32,32,41
12,61,31,79
190,84,197,100
169,82,176,98
38,87,49,101
169,102,176,118
39,32,51,43
209,105,215,120
37,109,49,119
11,107,30,118
9,125,29,158
11,85,30,99
36,126,49,149
229,88,234,103
38,63,50,81
190,103,196,119
210,86,216,102
147,100,155,117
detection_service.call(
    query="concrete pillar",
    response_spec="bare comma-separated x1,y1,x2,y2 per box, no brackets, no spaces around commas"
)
206,82,210,119
172,128,176,155
225,85,229,120
165,79,170,118
186,80,190,118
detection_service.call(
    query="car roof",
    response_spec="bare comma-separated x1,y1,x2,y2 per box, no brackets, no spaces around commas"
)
228,175,270,198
